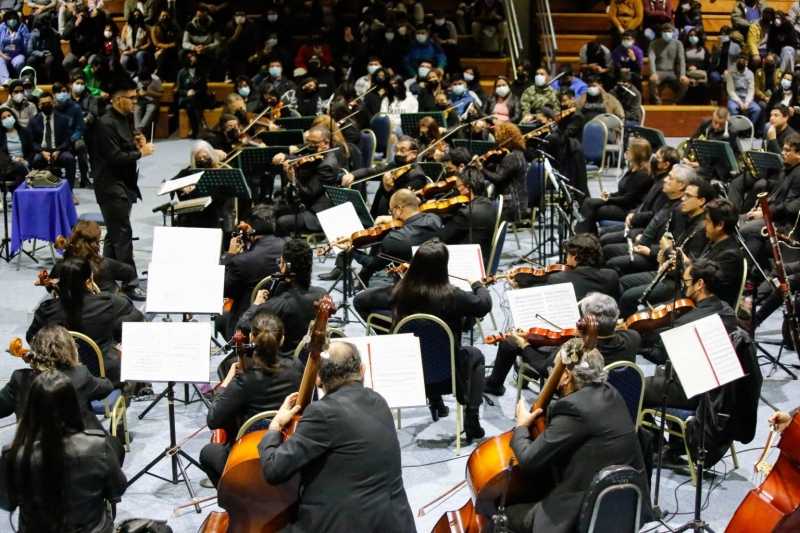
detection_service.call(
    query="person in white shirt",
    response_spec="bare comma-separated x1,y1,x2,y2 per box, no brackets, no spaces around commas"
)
381,74,418,160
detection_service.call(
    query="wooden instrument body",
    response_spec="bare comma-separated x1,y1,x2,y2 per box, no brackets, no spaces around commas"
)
430,499,486,533
482,265,571,287
418,177,457,199
624,299,696,334
726,412,800,533
484,326,579,347
419,196,471,216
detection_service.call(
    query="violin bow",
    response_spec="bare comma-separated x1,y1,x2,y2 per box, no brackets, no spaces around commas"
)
241,106,273,134
285,147,339,166
349,84,377,107
348,163,414,187
417,124,467,158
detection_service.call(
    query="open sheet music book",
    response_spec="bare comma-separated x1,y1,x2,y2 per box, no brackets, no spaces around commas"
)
317,202,365,245
332,334,426,409
152,226,222,265
173,196,212,214
157,171,204,196
661,314,744,398
121,322,211,383
412,244,485,292
506,283,580,330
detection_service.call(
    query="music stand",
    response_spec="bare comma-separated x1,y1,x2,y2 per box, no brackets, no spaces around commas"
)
237,146,289,201
743,150,783,180
629,126,667,150
325,185,373,228
418,162,446,181
274,116,315,132
453,139,495,158
691,139,739,178
400,111,446,138
194,168,251,222
255,129,305,146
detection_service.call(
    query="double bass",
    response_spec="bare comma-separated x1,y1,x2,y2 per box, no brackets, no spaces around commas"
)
199,295,337,533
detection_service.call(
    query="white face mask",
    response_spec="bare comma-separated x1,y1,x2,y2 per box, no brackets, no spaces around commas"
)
435,18,445,26
534,74,546,86
495,85,510,97
398,26,407,36
11,92,23,103
268,14,278,22
464,73,474,82
267,38,278,47
235,16,246,24
367,64,380,74
104,30,113,39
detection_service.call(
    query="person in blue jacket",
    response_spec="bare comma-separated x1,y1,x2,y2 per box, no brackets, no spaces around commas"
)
0,10,30,84
402,27,446,79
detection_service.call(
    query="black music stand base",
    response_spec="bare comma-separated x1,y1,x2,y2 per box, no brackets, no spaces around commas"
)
138,382,210,420
326,249,366,328
127,382,204,513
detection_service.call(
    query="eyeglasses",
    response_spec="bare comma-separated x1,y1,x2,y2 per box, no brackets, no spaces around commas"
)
388,205,402,215
682,193,698,199
681,277,693,288
118,95,138,102
275,258,283,266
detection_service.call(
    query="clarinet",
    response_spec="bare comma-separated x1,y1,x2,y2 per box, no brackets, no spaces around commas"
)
758,192,800,352
638,222,701,304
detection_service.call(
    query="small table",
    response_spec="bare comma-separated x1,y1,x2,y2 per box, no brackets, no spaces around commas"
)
12,180,78,270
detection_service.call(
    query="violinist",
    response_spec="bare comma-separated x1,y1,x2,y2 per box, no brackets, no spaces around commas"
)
323,189,442,287
258,342,416,533
417,116,448,162
479,122,529,223
272,126,339,237
329,100,361,146
50,220,144,300
205,113,241,155
167,140,230,231
341,136,427,219
507,339,651,533
311,115,350,170
27,258,145,385
416,68,443,113
435,90,462,129
558,89,586,142
236,239,327,355
200,313,303,488
214,205,288,340
221,93,250,130
523,105,563,164
296,76,324,117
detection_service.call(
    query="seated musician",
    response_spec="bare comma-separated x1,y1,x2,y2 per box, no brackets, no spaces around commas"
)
200,313,303,488
746,258,800,335
272,126,339,237
417,116,449,162
576,137,653,235
51,220,144,300
220,93,249,130
205,113,241,155
682,106,740,182
524,105,563,165
507,339,651,533
617,176,714,318
390,240,492,439
478,122,529,223
329,100,362,147
341,136,427,220
765,104,797,154
258,342,416,532
214,205,288,341
558,89,586,142
236,239,327,356
323,189,442,286
27,258,144,385
310,115,351,170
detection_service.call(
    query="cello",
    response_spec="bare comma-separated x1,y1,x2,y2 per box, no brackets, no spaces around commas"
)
726,411,800,532
429,315,599,532
199,295,337,533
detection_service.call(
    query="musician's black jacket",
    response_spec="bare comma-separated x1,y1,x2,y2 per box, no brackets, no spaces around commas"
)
291,150,339,214
351,212,442,272
522,328,640,377
640,197,682,256
765,124,797,154
440,196,496,267
350,161,427,219
697,236,744,309
50,257,137,295
91,108,143,203
630,170,670,228
690,118,741,181
766,161,800,224
558,109,586,142
541,265,621,301
673,211,710,260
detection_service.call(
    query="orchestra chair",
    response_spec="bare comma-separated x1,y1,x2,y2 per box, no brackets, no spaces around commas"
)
590,114,624,179
639,106,646,127
370,113,392,163
582,120,609,189
250,276,274,304
392,314,462,455
361,129,377,168
577,465,646,533
604,361,645,429
733,258,748,317
482,221,507,333
293,328,346,366
78,212,106,229
515,361,542,404
69,331,131,452
366,310,393,335
235,410,279,440
493,195,503,234
303,233,328,262
728,115,755,151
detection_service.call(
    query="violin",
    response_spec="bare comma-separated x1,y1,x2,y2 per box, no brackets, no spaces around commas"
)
416,176,457,200
419,195,471,216
482,265,571,286
231,221,255,252
347,163,414,188
34,269,58,289
624,298,696,335
474,148,509,167
55,235,69,250
211,330,251,444
7,338,31,364
285,148,338,169
385,262,409,278
317,220,404,256
484,324,585,347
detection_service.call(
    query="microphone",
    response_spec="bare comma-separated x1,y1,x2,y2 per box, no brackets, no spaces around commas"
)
535,149,557,162
561,182,586,198
152,199,178,214
723,120,730,139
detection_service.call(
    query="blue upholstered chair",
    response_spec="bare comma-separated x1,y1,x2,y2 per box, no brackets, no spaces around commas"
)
604,361,645,428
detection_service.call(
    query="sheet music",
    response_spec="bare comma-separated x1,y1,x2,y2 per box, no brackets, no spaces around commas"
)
506,283,580,330
333,334,426,409
661,314,744,398
174,196,212,213
412,244,485,291
121,322,211,383
145,262,224,314
152,226,222,265
156,171,204,196
317,203,365,245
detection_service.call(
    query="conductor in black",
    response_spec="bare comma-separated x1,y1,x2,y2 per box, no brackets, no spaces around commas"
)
91,78,155,287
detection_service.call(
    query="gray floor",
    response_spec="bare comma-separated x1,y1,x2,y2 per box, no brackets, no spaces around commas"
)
0,138,797,533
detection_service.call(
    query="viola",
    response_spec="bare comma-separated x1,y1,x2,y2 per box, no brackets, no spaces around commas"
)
416,176,457,200
231,221,255,251
7,338,31,364
475,148,509,166
482,265,571,286
317,220,404,256
419,195,471,216
624,298,696,335
54,235,69,250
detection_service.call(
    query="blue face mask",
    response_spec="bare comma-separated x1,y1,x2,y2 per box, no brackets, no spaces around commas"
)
418,66,430,78
721,35,730,43
415,34,427,44
622,39,633,48
688,36,699,45
367,64,379,75
385,32,394,41
2,117,15,129
662,33,672,41
782,79,793,90
269,66,281,78
452,84,466,96
238,87,250,97
7,19,17,28
55,92,69,102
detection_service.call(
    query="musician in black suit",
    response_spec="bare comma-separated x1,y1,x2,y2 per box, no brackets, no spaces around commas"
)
214,205,288,340
200,313,304,488
507,341,651,533
236,239,327,357
258,342,416,533
272,126,339,237
558,90,586,142
683,107,741,182
341,136,428,220
26,258,144,385
27,92,77,191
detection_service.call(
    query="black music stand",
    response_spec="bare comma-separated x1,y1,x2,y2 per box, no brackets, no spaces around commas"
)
691,139,739,178
453,139,495,158
324,186,373,227
237,146,289,201
194,168,252,222
629,126,667,150
274,116,315,131
517,124,538,135
255,129,305,146
400,111,446,137
743,150,783,180
418,162,446,182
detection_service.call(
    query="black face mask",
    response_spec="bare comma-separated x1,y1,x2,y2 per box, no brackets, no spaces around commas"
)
516,72,528,82
226,128,240,141
303,87,316,95
650,158,661,173
737,63,746,72
428,80,439,89
765,62,777,71
394,154,408,165
436,102,448,109
196,158,212,168
234,109,247,119
40,104,53,115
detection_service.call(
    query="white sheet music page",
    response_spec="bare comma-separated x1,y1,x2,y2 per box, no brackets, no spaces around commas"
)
412,244,485,291
152,226,222,265
146,262,225,314
661,314,744,398
317,203,365,245
121,322,211,383
333,334,426,409
506,283,580,330
156,171,204,196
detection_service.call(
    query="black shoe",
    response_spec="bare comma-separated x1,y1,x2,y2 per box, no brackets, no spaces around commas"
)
464,411,485,443
483,381,506,397
318,268,343,281
123,287,147,301
80,178,94,190
428,398,449,421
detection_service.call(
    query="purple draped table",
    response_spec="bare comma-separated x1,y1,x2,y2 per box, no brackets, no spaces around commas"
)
11,181,78,255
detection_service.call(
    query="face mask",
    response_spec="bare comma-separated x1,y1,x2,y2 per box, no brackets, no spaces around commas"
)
196,158,212,168
40,104,53,115
782,79,792,90
662,32,672,41
688,36,699,45
517,71,528,82
55,92,69,103
24,89,32,97
265,38,278,48
235,16,246,24
587,86,600,97
452,84,466,96
7,20,17,28
398,26,407,36
496,85,510,97
534,74,546,86
428,80,439,89
367,64,379,75
737,63,746,72
11,92,23,103
303,87,315,95
385,32,395,41
681,3,689,9
436,102,448,109
394,154,408,165
269,66,281,78
721,35,730,43
415,34,427,44
418,66,430,78
2,117,14,129
464,73,474,82
238,86,250,97
622,39,633,48
197,17,209,26
104,30,113,38
160,17,170,25
268,14,278,22
226,128,240,140
435,18,445,26
650,158,661,172
775,18,783,27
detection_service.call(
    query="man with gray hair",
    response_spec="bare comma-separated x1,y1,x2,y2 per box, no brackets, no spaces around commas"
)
258,342,415,532
581,292,641,367
507,338,651,533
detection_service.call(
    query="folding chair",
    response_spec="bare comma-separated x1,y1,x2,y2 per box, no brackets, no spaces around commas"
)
604,361,645,428
583,121,608,189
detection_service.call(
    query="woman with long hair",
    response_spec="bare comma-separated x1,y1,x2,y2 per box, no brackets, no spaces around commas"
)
27,258,144,384
329,99,361,146
576,136,653,234
480,122,529,223
416,115,449,162
0,370,127,533
390,240,492,441
481,76,522,124
200,313,304,487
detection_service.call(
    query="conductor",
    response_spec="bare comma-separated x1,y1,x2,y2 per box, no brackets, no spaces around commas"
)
91,78,155,298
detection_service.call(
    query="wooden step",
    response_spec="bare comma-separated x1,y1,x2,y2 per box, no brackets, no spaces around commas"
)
552,13,732,35
548,0,794,15
643,105,716,136
556,34,613,54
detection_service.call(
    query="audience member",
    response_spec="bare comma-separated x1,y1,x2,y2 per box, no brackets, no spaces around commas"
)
0,107,33,190
119,9,152,74
550,64,587,97
133,67,162,137
403,27,447,78
0,10,29,84
611,71,643,127
683,27,711,104
608,0,643,46
732,0,767,40
728,52,761,124
648,23,688,104
151,9,181,81
510,59,534,97
429,9,460,73
25,14,63,84
642,0,672,41
222,9,259,82
176,51,210,138
471,0,507,55
575,75,624,126
483,75,520,124
709,26,741,104
295,30,332,71
28,91,77,200
124,0,157,24
612,31,644,89
181,6,223,77
675,0,703,36
580,39,615,90
61,4,102,74
4,79,36,126
520,66,560,122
